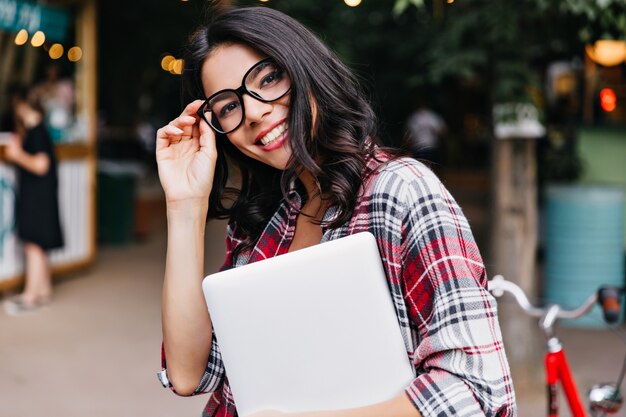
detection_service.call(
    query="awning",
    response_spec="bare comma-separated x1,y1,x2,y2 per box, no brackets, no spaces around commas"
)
0,0,71,43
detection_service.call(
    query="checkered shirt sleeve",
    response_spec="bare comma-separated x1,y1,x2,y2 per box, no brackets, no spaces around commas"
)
371,160,516,416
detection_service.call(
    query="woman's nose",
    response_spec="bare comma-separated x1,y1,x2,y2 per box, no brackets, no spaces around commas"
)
243,94,273,127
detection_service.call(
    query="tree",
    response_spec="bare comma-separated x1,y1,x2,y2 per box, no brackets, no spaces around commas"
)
537,0,626,42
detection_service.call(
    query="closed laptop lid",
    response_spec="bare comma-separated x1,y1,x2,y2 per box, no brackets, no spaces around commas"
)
202,232,415,417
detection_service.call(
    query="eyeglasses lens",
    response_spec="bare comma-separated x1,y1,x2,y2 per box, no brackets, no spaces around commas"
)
207,92,242,134
244,61,290,102
201,60,290,134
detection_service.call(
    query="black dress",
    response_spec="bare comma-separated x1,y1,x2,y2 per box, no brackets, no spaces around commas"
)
15,124,64,250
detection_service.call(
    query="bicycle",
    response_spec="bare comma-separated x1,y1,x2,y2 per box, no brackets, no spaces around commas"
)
488,274,625,417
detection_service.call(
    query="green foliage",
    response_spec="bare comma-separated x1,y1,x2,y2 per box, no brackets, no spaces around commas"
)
230,0,591,148
398,0,626,42
392,0,425,17
392,0,625,93
398,0,548,103
516,0,626,41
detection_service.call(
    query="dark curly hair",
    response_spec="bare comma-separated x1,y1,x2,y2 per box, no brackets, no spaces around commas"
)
182,7,404,257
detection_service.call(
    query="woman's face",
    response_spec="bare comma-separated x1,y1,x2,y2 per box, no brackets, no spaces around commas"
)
201,43,292,170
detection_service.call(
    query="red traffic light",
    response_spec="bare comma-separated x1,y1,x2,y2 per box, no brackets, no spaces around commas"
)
600,88,617,112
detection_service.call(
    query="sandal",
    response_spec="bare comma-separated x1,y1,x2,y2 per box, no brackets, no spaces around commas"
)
3,295,51,316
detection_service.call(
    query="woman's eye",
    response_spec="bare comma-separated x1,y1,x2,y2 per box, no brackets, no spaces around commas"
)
261,70,282,87
219,101,240,118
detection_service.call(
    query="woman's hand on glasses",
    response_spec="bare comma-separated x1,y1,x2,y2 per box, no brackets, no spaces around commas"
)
156,100,218,207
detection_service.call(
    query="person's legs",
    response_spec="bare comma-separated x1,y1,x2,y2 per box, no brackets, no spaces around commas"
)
20,242,53,304
3,242,53,315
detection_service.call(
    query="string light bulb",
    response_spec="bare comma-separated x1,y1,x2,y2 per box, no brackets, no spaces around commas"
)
169,59,184,75
49,43,64,59
161,55,175,71
344,0,362,6
68,46,83,62
15,29,28,45
31,31,45,47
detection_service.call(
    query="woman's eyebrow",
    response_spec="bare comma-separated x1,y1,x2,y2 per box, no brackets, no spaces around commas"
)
206,87,234,100
249,67,262,79
247,61,269,81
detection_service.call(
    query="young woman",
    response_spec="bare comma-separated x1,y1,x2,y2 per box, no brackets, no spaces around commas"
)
3,85,64,315
156,7,516,417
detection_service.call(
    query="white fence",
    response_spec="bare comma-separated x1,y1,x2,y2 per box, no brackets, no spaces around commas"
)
0,160,91,283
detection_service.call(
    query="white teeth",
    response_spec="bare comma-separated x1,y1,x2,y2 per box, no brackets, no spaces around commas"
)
259,123,286,146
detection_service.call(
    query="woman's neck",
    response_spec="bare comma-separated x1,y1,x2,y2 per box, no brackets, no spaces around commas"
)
298,169,326,220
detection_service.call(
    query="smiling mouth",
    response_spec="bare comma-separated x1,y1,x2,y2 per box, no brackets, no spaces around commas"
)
257,122,287,147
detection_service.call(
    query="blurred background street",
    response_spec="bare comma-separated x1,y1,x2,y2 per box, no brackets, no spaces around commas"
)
1,0,626,415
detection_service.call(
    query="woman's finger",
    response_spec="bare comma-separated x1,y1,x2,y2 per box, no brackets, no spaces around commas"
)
169,114,197,127
179,99,204,118
192,121,200,142
160,125,184,140
156,101,205,151
165,124,184,135
156,125,184,152
198,119,217,156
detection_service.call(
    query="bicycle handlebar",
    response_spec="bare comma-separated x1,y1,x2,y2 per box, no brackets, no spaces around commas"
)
488,275,623,325
599,286,623,324
488,275,546,318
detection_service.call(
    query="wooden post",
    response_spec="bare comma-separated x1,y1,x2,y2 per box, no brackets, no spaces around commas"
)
0,33,18,106
490,137,543,396
75,0,98,267
492,139,537,292
583,52,597,125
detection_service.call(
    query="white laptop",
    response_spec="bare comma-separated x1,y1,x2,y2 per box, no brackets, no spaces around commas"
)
202,232,415,417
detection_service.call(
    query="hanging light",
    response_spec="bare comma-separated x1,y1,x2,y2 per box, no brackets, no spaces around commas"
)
169,59,184,75
344,0,362,6
161,55,175,71
585,40,626,67
15,29,29,45
68,46,83,62
49,43,64,59
30,31,46,47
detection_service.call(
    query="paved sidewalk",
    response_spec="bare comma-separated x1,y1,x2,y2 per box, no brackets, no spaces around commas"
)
1,219,624,416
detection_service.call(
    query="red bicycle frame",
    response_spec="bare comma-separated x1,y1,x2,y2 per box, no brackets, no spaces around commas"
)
545,344,586,417
489,276,624,417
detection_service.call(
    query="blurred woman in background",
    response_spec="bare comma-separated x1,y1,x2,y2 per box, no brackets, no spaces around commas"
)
3,84,64,316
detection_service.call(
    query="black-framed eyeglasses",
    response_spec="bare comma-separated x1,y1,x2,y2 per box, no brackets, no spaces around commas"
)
196,57,291,134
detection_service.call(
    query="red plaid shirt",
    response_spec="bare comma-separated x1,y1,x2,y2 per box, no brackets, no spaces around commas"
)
161,155,517,417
